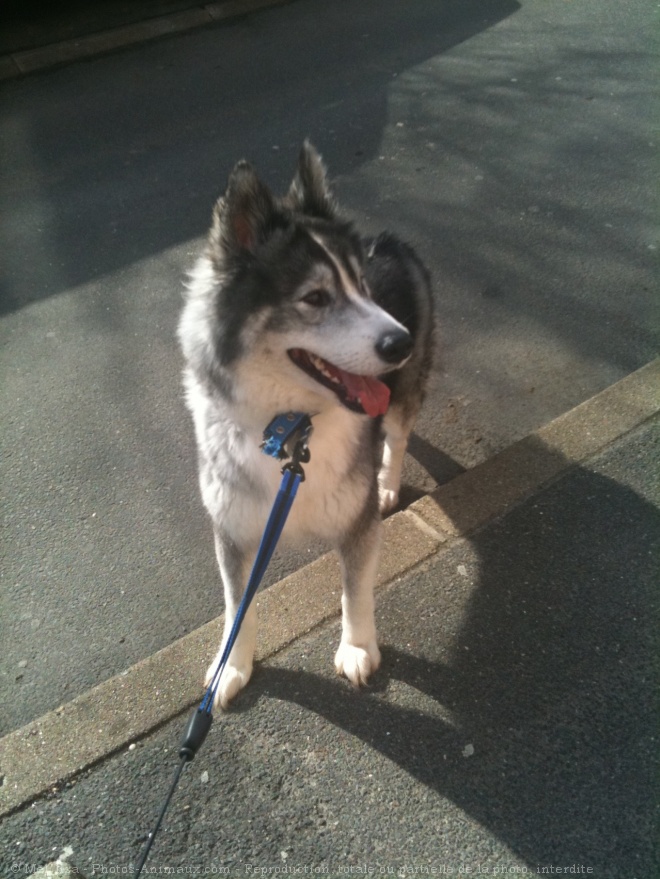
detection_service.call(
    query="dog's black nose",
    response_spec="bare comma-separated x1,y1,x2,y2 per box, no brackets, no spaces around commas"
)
375,329,413,365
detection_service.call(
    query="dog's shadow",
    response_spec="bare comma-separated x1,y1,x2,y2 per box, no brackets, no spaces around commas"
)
231,442,659,873
396,432,467,507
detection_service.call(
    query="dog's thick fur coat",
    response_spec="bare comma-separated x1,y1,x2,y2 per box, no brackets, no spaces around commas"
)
178,143,433,708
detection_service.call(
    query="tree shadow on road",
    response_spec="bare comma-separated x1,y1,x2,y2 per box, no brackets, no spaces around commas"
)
0,0,519,314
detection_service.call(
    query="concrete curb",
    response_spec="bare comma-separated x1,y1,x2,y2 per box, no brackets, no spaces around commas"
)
0,0,292,80
0,357,658,817
410,357,660,539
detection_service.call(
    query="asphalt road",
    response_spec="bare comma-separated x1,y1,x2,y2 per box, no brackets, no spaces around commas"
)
2,416,658,877
1,0,658,734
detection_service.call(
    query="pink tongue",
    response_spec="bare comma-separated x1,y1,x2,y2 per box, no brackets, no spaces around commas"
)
340,370,391,417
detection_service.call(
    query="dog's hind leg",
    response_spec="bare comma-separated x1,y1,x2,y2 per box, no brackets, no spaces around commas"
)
334,516,382,686
204,529,258,709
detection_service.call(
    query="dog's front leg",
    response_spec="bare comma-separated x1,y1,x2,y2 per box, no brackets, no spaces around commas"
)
204,529,258,709
334,516,382,686
378,405,416,513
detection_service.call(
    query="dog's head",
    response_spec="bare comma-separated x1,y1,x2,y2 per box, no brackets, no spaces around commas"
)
191,142,412,417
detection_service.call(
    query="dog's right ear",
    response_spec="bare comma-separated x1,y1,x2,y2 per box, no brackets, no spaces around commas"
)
209,160,276,259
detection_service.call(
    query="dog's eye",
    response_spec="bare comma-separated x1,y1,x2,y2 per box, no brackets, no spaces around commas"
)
301,289,332,308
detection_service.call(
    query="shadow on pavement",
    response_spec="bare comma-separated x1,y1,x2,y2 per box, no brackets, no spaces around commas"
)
0,0,519,315
238,433,659,873
0,0,204,54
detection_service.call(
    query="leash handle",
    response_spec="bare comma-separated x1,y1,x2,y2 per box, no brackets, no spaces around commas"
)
179,708,214,760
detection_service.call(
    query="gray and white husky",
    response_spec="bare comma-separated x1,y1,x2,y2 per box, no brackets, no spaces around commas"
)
178,142,434,708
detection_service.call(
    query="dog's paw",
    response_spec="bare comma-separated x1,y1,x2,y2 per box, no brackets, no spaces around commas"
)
334,640,381,687
378,486,399,514
204,659,253,710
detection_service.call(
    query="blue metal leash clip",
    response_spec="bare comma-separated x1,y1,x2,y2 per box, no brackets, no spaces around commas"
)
261,411,312,460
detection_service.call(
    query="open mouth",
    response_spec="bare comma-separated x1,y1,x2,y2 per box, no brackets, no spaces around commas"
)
288,348,390,417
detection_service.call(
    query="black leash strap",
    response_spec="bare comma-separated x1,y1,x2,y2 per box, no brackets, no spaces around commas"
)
135,756,187,872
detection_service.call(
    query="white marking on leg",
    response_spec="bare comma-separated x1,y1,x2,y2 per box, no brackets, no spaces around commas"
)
335,522,382,686
378,409,413,513
206,535,258,709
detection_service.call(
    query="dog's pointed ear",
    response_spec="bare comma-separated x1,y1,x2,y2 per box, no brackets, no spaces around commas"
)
286,141,336,219
210,160,276,258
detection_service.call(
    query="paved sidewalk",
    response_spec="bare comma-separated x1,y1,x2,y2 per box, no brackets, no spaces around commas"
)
0,0,290,78
1,362,658,877
0,0,206,54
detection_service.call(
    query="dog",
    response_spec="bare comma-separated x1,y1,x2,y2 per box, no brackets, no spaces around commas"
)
178,142,434,708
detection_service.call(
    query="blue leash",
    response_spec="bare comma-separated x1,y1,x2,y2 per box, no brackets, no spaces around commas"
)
201,413,312,711
135,412,312,871
200,467,301,712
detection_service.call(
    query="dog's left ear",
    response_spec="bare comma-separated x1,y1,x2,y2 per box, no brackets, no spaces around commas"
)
286,141,336,219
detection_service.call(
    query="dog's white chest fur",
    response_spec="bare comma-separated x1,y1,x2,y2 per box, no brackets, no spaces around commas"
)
187,377,373,549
